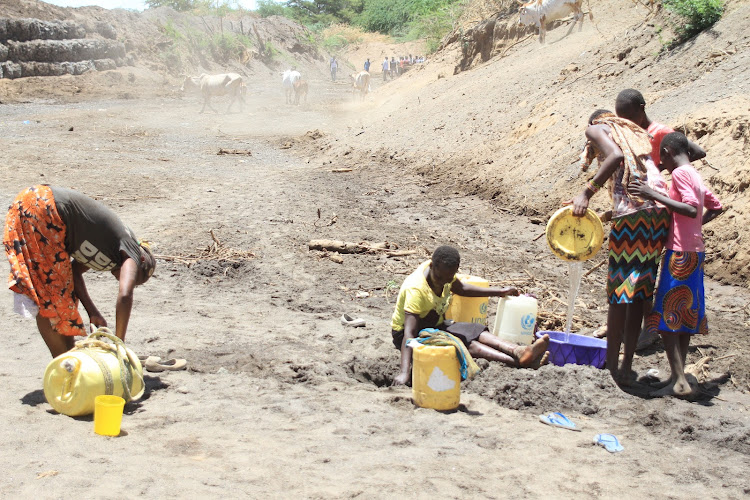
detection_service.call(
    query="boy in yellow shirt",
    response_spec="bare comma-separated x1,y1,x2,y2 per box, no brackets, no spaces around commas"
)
391,245,550,386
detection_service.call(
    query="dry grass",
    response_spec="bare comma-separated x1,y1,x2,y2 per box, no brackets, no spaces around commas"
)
155,230,256,265
321,23,392,46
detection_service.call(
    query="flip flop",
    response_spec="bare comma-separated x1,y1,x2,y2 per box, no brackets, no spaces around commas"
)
538,412,581,431
340,313,366,328
593,433,624,453
144,357,187,373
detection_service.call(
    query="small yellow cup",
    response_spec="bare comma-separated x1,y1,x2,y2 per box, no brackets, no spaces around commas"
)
94,395,125,436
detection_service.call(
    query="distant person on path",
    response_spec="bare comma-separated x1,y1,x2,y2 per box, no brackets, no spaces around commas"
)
330,57,338,82
382,57,389,81
364,58,371,72
628,132,722,397
4,185,156,357
390,245,550,386
572,110,669,386
390,57,397,78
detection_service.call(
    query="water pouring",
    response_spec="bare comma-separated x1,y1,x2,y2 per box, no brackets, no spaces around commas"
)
541,206,607,367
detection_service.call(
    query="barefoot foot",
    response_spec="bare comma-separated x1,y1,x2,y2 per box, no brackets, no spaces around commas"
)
672,379,693,397
648,377,674,389
650,381,677,397
515,335,550,368
528,351,549,370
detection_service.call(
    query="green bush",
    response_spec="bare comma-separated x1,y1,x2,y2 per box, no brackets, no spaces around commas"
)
257,0,288,17
405,1,462,52
663,0,724,42
356,0,460,46
211,33,254,62
160,19,182,41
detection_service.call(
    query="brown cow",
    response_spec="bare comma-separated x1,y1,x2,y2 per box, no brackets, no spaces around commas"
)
293,79,308,105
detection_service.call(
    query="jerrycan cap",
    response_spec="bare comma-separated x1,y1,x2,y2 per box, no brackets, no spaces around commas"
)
546,206,604,262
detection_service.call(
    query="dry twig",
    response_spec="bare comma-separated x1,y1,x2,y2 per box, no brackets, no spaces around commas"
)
155,229,255,265
583,258,607,277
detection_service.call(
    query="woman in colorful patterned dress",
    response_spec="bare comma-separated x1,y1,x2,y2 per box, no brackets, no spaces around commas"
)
629,132,722,397
4,185,155,357
572,110,669,385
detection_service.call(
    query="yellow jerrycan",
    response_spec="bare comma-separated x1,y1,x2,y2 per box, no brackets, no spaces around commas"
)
411,344,461,411
43,328,145,417
445,274,489,325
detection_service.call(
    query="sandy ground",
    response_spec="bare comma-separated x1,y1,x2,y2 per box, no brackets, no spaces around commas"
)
1,68,749,498
2,0,750,497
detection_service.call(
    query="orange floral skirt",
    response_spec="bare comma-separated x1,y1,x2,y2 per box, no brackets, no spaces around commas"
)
3,185,85,336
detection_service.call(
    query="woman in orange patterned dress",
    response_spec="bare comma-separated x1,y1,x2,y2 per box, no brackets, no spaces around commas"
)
4,185,155,357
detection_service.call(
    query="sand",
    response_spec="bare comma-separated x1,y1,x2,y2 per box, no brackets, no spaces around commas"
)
1,0,749,497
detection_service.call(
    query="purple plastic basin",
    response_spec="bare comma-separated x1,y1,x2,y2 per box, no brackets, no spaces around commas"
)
536,330,607,369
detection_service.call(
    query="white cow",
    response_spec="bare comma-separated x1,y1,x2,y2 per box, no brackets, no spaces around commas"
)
181,73,245,113
350,71,371,102
282,69,301,104
517,0,589,44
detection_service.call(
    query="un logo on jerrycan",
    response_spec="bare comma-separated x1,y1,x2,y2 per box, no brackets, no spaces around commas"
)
492,295,538,345
444,275,490,325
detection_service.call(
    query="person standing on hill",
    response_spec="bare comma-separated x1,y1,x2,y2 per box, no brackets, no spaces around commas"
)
382,57,389,81
364,58,371,72
4,185,156,357
330,57,338,82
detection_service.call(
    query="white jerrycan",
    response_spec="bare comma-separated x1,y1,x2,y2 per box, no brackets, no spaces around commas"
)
492,295,538,345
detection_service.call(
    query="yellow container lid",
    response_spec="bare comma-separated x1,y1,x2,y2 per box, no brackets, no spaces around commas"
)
546,206,604,262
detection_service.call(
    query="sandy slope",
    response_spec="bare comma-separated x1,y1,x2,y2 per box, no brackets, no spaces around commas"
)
332,0,750,287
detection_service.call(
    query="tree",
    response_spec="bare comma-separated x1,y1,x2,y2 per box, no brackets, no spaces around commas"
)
145,0,212,11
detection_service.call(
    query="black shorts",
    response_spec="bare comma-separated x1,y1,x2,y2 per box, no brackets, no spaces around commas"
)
392,322,487,349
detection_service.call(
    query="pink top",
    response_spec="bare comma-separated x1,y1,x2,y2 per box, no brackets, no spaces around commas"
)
666,165,722,252
647,121,674,167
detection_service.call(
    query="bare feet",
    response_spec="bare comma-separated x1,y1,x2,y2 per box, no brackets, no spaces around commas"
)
651,379,693,397
514,334,550,368
528,351,550,370
648,377,673,389
391,371,411,387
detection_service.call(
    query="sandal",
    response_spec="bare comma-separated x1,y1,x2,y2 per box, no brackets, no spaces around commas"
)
340,313,366,328
144,357,188,372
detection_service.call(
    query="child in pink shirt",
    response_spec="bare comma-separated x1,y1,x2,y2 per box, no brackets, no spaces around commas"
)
628,132,722,397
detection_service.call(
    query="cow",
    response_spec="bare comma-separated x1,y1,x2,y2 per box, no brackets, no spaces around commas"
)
293,79,308,105
350,71,371,102
517,0,590,44
282,69,301,104
180,73,245,113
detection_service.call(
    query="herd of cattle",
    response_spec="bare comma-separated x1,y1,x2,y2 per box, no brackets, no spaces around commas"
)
179,0,590,113
179,69,371,113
